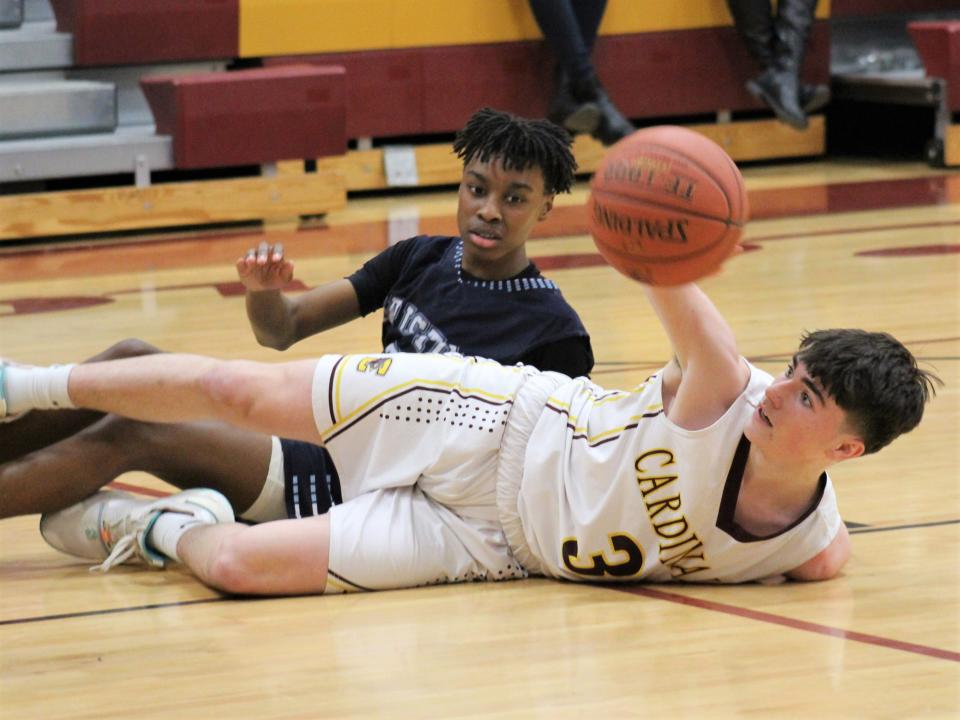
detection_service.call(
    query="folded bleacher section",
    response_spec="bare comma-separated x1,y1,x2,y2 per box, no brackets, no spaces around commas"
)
5,0,950,242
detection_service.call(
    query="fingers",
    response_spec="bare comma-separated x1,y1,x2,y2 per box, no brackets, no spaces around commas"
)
237,242,284,263
236,242,293,289
247,241,283,264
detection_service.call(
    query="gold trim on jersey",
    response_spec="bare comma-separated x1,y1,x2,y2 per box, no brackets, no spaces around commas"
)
543,398,664,447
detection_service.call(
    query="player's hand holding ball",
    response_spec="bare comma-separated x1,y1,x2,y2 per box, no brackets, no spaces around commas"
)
587,126,748,285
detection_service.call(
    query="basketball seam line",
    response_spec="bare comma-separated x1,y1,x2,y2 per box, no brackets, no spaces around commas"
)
589,187,744,227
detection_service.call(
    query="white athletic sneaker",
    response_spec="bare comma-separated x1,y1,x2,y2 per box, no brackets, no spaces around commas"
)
0,359,26,422
40,488,235,572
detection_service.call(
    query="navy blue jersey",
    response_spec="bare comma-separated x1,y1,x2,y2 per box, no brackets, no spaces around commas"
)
348,235,593,378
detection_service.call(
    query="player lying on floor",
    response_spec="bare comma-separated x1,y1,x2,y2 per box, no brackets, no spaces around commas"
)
0,275,938,594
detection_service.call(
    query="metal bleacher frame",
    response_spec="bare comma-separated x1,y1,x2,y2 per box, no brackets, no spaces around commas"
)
830,8,960,166
0,0,346,241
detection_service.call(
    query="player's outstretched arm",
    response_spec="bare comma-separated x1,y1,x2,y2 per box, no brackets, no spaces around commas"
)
643,283,749,430
237,242,361,350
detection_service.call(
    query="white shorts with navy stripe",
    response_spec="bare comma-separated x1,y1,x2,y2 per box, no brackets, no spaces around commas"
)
311,352,549,594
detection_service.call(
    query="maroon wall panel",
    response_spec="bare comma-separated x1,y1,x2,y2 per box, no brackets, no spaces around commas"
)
142,65,346,169
266,25,829,140
269,43,555,138
266,50,424,138
50,0,238,66
832,0,960,17
909,21,960,111
419,42,554,134
596,24,829,120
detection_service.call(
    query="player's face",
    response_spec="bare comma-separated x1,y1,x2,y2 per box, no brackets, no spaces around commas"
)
745,359,864,467
457,157,554,279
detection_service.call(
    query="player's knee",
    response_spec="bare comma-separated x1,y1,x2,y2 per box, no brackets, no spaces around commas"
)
77,415,154,472
88,414,150,445
197,361,258,423
94,338,162,362
204,537,259,595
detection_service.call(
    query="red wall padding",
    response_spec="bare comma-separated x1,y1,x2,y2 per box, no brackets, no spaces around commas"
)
831,0,960,17
141,65,346,169
50,0,238,66
597,24,830,120
265,25,830,139
909,21,960,112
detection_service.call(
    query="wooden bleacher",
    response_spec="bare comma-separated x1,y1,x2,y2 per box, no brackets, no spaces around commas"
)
2,0,836,242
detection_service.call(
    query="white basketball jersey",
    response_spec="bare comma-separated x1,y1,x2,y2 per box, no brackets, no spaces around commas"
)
514,363,842,583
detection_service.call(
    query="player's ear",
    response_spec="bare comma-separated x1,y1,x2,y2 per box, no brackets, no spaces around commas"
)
538,195,555,221
829,436,865,462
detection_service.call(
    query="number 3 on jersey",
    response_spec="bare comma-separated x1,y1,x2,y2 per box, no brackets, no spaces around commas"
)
562,532,645,578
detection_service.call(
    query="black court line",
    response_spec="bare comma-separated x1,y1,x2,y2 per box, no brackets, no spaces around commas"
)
849,518,960,535
2,508,954,628
4,337,955,628
1,510,955,627
0,597,227,626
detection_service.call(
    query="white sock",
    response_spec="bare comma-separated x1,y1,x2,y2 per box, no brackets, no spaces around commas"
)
146,511,215,563
3,364,76,414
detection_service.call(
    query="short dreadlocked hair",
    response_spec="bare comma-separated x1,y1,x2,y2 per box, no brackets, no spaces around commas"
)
453,107,577,195
796,329,941,455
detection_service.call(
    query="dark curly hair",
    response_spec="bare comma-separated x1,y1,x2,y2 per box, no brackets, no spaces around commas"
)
796,329,941,455
452,107,577,195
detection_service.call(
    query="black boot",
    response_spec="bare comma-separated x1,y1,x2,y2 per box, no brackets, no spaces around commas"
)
746,67,807,129
726,0,775,68
757,0,819,129
727,0,821,127
570,71,634,146
593,88,635,145
547,66,601,135
799,83,830,113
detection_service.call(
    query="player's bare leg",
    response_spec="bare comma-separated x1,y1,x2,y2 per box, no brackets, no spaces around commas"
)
63,354,322,443
0,338,163,464
2,352,322,444
178,515,331,595
0,415,272,520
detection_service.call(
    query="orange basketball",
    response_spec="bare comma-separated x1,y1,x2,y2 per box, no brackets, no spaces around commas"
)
587,125,749,285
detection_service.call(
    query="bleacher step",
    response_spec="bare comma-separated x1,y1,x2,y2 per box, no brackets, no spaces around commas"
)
24,0,52,23
0,0,22,29
0,125,171,183
0,79,115,139
0,21,71,71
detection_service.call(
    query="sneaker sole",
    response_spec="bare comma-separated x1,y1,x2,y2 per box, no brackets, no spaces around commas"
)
40,490,139,561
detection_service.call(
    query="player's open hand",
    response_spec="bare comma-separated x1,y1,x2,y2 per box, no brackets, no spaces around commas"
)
236,242,295,291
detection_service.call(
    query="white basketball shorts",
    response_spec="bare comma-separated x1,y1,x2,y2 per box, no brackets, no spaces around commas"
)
310,352,550,594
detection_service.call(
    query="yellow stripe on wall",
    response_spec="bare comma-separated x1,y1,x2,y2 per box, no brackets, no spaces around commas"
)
241,0,395,57
240,0,829,58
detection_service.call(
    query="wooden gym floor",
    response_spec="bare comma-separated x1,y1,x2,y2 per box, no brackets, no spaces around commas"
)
0,158,958,718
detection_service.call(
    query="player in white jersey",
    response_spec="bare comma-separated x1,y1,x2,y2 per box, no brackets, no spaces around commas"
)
0,283,938,594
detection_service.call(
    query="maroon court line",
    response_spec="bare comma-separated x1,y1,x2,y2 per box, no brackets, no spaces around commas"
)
2,174,956,264
107,480,171,498
750,218,960,243
103,480,959,663
615,585,960,662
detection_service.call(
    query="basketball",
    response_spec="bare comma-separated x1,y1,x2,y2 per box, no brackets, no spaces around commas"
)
587,125,749,285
